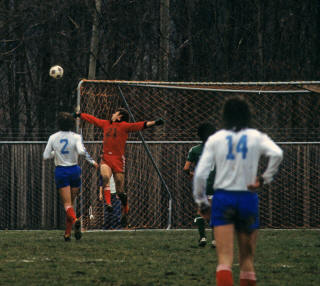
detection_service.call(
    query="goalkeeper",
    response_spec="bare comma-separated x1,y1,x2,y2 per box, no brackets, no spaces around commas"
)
183,123,216,247
75,108,164,227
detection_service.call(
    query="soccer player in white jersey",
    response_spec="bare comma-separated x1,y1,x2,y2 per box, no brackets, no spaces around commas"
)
43,112,98,241
193,97,283,286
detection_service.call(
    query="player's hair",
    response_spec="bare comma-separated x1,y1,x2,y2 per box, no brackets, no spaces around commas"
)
57,112,75,131
223,97,251,131
197,123,216,142
117,108,129,122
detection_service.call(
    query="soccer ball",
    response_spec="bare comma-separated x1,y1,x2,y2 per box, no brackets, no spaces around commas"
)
49,65,64,79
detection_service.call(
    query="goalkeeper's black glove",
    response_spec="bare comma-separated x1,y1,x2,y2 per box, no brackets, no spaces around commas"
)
73,112,81,118
154,118,164,126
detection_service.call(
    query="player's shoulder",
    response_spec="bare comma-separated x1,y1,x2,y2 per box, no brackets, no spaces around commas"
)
49,131,63,140
69,131,82,139
188,143,202,154
190,144,202,151
208,129,228,142
213,128,263,137
241,128,266,140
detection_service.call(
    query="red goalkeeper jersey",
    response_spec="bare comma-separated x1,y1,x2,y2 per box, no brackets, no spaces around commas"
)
80,113,146,156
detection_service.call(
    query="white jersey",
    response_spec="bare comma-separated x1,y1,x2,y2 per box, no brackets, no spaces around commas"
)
43,131,96,166
193,128,283,205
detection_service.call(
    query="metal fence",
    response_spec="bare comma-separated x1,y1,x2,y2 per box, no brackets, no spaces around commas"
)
1,141,320,229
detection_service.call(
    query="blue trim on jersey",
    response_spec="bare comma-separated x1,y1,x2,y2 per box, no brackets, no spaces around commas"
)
210,189,259,231
54,165,81,189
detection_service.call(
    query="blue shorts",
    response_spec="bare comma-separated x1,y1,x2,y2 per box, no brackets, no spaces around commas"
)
54,165,81,189
210,190,259,232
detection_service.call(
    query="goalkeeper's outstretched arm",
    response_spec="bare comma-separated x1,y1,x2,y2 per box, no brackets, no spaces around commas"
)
144,118,164,128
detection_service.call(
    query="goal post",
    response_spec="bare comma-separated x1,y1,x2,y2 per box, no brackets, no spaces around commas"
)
76,80,320,230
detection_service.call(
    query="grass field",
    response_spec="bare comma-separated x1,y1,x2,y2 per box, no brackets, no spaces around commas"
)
0,229,319,285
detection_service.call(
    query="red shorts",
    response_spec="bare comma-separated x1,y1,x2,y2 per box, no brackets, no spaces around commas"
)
101,155,125,173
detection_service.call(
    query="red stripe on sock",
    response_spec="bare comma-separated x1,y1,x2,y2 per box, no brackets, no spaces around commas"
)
216,267,233,286
104,188,111,205
66,207,76,223
65,217,73,236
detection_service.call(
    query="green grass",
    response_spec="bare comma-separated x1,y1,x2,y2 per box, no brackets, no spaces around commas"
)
0,229,319,285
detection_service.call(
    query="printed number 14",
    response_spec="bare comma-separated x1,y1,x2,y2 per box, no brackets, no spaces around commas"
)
226,135,248,160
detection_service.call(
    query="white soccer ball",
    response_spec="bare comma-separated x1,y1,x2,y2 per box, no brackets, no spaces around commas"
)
90,214,94,220
49,65,64,79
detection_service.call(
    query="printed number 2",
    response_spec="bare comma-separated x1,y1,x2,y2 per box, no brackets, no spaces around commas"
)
60,139,69,154
226,135,248,160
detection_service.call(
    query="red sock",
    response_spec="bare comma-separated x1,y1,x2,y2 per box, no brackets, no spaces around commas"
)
104,187,111,205
216,265,233,286
66,207,76,223
65,217,73,236
240,271,257,286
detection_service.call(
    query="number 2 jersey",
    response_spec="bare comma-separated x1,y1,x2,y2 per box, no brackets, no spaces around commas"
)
43,131,95,166
80,113,146,157
193,128,283,206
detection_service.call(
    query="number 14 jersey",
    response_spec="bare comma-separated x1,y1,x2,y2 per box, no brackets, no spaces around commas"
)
194,128,283,200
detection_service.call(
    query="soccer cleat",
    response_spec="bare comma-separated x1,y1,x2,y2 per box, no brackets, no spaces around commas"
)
74,219,82,240
198,237,207,247
211,240,216,248
106,204,113,212
64,234,71,242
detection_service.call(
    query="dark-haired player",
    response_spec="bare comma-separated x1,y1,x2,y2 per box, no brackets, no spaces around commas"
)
183,123,216,247
43,112,98,241
193,97,283,286
75,108,164,227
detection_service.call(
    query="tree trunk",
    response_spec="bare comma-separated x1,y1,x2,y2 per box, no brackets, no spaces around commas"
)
159,0,170,81
88,0,102,80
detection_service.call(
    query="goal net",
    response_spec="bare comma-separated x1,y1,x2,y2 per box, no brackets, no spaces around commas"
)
77,80,320,230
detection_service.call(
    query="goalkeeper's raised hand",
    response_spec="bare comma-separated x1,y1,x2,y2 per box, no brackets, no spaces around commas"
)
145,118,165,128
154,118,164,126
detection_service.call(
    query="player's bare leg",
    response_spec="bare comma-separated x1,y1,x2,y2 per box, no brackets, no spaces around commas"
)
237,230,258,286
100,163,113,211
214,224,235,286
114,172,128,227
59,186,77,241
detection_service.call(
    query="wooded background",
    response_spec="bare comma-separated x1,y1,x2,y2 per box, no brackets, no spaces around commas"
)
1,0,319,140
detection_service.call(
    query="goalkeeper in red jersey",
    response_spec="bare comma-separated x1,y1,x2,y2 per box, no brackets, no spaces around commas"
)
75,108,164,227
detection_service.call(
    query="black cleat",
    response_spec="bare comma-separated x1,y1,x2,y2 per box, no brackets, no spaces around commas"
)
64,234,71,242
74,220,82,240
198,237,207,247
